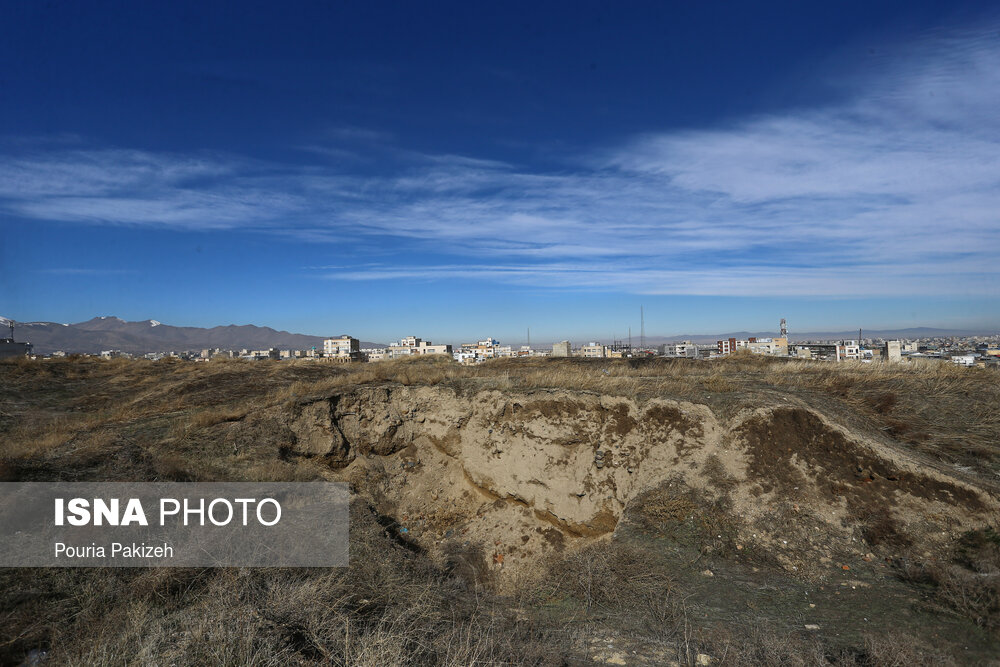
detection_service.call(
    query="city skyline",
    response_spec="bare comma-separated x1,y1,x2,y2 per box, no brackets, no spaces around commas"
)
2,2,999,341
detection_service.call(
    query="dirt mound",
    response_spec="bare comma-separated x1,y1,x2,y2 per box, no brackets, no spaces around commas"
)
284,386,997,574
737,407,984,511
286,386,726,564
728,406,994,574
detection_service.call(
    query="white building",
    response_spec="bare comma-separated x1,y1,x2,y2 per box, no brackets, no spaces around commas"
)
580,342,606,358
323,335,360,361
453,351,477,364
458,337,509,362
836,341,860,362
387,336,452,358
673,341,699,358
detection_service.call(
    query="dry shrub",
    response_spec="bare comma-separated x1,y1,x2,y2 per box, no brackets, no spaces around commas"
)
547,540,679,636
870,391,898,414
189,407,246,429
441,540,494,590
630,485,697,531
701,375,736,393
153,454,200,481
241,459,323,482
858,631,958,666
857,507,912,550
710,622,825,667
897,527,1000,632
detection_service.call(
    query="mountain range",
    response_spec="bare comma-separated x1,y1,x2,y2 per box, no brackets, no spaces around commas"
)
0,316,383,355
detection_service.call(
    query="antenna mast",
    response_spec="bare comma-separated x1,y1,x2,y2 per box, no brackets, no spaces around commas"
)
640,306,645,351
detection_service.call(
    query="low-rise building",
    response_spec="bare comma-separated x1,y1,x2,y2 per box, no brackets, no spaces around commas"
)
580,342,606,358
0,321,33,359
387,336,452,358
673,341,699,358
0,339,32,359
552,341,572,357
460,338,504,361
453,351,477,364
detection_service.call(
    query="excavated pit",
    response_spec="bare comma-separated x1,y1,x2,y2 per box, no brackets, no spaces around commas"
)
286,385,996,572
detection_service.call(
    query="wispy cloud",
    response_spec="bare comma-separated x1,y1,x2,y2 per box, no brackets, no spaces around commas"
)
1,28,998,297
37,268,137,276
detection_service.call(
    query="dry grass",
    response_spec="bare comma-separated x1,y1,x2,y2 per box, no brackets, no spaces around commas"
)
1,500,572,666
5,351,998,480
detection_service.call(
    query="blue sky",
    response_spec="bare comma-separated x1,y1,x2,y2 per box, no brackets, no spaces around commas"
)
1,2,998,343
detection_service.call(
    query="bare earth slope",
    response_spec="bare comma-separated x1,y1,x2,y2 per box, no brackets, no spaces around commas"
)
286,384,993,582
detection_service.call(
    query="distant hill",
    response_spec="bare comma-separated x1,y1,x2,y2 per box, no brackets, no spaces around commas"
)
0,316,384,355
520,327,998,348
642,327,999,345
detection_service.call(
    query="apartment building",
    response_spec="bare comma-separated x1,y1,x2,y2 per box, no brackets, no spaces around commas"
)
716,338,748,355
323,335,361,361
717,336,788,356
836,341,860,361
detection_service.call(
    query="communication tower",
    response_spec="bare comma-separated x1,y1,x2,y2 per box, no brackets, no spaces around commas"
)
640,306,645,351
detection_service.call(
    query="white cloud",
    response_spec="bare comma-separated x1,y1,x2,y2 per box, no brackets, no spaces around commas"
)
1,28,998,296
